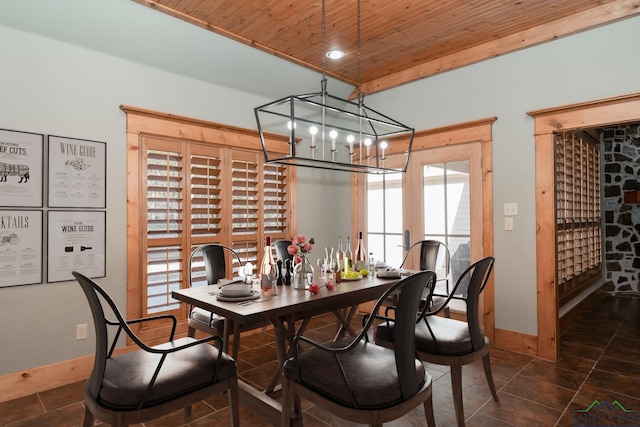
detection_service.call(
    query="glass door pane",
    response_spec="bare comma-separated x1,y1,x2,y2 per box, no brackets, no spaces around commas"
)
366,156,404,268
424,161,471,290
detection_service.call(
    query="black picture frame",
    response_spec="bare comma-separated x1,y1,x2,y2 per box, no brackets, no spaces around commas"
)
47,135,106,209
0,129,44,208
0,209,43,287
47,210,106,282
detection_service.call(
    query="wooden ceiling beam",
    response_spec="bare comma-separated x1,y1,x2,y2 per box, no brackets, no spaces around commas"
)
357,0,640,97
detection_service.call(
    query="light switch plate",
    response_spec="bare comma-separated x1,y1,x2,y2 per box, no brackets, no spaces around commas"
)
504,217,514,231
504,203,518,216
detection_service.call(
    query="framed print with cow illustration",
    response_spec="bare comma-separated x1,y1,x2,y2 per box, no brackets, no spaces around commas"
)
47,135,106,208
0,129,44,208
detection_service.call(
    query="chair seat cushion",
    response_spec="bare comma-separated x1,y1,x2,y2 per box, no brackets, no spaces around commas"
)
283,340,426,409
96,337,236,409
190,307,225,329
377,316,486,356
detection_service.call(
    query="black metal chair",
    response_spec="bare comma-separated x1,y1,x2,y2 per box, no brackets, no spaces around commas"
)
188,244,268,358
281,271,438,427
273,239,293,263
385,239,451,317
376,256,498,427
73,271,239,427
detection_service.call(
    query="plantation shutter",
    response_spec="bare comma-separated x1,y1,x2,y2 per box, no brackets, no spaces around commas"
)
231,150,260,265
190,146,222,237
263,162,289,236
144,142,185,314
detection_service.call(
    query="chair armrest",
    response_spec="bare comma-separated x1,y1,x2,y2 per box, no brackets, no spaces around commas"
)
126,314,178,339
293,279,409,356
127,332,223,356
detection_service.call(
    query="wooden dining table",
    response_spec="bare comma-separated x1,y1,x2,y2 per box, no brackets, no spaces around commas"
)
171,274,400,426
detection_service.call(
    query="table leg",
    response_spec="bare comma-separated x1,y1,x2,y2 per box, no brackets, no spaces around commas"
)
332,305,359,341
266,316,311,394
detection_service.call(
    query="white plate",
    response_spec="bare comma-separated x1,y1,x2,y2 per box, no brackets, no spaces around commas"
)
219,283,252,297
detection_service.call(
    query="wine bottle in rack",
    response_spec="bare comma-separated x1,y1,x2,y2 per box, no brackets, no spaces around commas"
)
353,231,368,271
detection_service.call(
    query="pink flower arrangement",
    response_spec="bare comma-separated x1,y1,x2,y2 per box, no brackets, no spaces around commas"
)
287,234,315,264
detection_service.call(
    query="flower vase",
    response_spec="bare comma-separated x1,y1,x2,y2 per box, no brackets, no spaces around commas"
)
294,255,314,289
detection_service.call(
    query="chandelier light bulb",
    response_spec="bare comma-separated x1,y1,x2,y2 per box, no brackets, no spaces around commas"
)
380,140,388,159
287,120,296,130
330,130,338,151
309,126,318,135
364,138,372,156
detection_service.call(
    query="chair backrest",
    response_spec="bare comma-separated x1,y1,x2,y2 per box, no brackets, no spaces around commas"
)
190,244,242,286
273,239,293,262
452,256,494,349
73,271,128,400
400,240,450,274
393,270,436,398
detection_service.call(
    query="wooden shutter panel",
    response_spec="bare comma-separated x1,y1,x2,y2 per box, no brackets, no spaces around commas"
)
231,151,260,265
190,148,222,237
146,148,184,239
143,142,185,315
263,162,289,235
147,245,183,313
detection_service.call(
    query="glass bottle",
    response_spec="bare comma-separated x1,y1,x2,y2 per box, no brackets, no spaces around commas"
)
344,236,353,272
336,236,344,273
353,231,368,271
260,236,275,294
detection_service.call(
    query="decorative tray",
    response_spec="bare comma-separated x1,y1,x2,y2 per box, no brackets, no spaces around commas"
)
341,274,363,281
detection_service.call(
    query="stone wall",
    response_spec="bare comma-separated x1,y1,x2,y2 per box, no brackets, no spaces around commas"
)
603,124,640,293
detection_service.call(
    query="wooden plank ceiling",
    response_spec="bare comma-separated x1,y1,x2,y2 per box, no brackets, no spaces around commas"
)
133,0,639,95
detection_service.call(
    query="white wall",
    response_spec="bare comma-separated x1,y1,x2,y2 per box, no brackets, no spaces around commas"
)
1,0,639,375
0,22,349,374
367,15,640,334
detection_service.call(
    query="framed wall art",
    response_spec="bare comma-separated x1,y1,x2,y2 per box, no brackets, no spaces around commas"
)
0,129,44,207
47,210,106,282
0,210,43,287
48,135,106,208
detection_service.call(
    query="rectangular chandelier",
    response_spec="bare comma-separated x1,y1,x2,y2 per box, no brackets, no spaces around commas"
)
254,81,414,174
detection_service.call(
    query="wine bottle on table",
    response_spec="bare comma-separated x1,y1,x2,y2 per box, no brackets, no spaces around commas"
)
344,236,353,272
353,231,368,271
336,236,344,273
260,236,275,294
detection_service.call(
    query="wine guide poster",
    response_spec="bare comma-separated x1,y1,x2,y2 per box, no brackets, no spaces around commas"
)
47,210,105,282
0,210,43,287
47,135,106,209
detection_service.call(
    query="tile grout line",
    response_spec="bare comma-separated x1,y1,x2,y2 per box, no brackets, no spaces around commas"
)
552,320,624,427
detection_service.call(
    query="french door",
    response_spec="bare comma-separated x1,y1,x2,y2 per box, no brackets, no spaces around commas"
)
365,142,484,310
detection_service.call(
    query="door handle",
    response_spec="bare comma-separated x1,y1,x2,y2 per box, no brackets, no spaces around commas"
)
404,229,411,251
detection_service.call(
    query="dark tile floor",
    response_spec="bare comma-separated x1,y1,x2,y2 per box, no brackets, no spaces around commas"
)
1,294,639,426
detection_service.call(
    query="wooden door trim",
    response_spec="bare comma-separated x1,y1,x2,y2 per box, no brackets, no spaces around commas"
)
528,91,640,361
